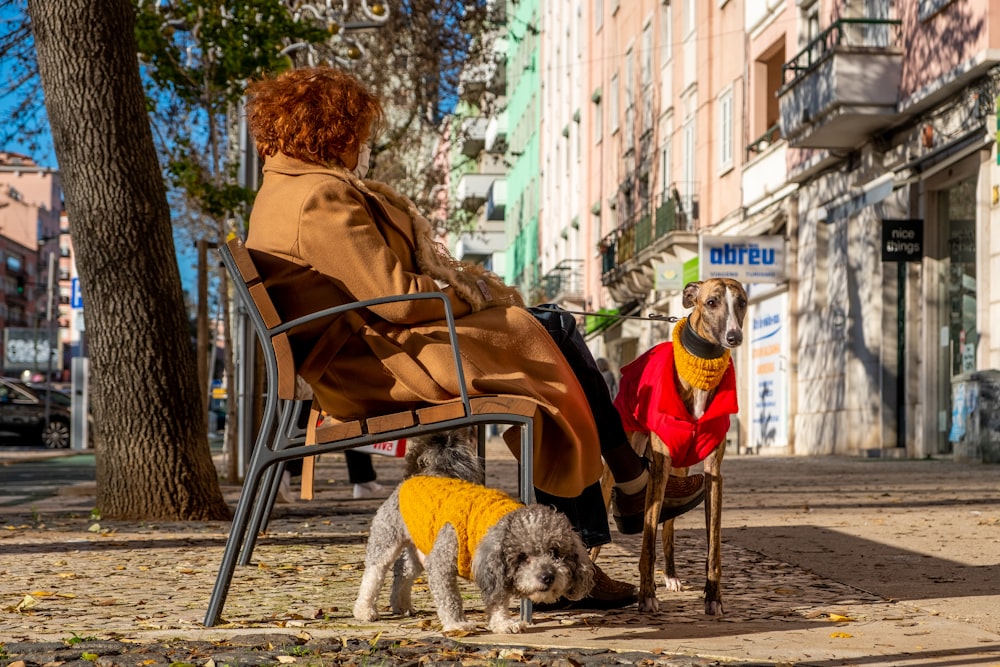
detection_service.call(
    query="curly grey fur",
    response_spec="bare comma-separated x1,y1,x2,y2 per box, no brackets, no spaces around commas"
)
353,428,594,635
403,427,484,484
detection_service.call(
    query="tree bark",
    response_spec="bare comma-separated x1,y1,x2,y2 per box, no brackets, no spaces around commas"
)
28,0,231,520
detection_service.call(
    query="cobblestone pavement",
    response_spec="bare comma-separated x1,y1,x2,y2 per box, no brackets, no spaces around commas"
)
1,447,999,666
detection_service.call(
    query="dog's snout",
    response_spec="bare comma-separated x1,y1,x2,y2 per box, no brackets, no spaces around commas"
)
540,571,555,587
726,330,743,347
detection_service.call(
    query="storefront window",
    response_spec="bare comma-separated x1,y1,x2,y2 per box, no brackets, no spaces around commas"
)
940,176,977,376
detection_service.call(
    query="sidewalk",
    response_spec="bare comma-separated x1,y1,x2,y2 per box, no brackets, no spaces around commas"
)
1,445,998,666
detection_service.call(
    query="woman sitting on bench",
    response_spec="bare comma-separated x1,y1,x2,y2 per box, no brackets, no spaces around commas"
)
242,66,705,609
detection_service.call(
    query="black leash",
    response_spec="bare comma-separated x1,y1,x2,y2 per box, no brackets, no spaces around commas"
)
533,305,683,324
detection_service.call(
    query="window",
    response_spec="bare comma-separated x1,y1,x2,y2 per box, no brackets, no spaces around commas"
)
660,139,672,196
682,117,695,203
718,87,733,171
684,0,695,36
641,22,653,89
919,0,956,21
659,2,672,69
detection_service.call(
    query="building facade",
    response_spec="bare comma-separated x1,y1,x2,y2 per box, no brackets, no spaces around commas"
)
0,152,77,381
471,0,1000,461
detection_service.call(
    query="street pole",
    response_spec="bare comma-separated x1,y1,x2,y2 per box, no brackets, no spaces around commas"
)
44,250,56,422
196,238,210,434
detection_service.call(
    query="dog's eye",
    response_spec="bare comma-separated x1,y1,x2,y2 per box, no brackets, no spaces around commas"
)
516,552,528,563
705,298,718,307
549,548,562,560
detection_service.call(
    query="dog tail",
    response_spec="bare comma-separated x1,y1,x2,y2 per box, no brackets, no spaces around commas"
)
404,426,485,484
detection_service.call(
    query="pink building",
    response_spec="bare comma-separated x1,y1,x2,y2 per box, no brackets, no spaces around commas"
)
0,152,75,379
525,0,1000,460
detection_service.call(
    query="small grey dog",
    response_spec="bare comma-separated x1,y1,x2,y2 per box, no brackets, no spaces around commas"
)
353,429,595,634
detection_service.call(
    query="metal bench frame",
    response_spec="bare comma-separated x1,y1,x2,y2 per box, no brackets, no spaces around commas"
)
204,237,537,627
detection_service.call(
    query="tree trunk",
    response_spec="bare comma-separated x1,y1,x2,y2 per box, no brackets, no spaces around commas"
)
28,0,231,520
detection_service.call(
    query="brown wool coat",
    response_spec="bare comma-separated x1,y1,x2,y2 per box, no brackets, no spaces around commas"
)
245,154,602,497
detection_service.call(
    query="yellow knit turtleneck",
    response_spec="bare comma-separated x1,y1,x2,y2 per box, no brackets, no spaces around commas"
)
672,319,730,391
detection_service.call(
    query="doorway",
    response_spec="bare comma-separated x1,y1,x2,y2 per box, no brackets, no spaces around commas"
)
933,174,977,454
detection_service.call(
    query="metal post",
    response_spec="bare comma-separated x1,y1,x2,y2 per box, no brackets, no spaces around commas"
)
197,239,210,434
44,251,56,422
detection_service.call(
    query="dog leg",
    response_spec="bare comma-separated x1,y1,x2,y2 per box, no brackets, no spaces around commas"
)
638,433,668,613
703,446,725,616
425,523,477,633
389,545,422,617
660,518,683,591
661,464,688,592
590,465,617,562
353,497,408,622
482,598,524,634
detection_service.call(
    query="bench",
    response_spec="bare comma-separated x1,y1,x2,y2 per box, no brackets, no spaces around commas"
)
204,237,539,627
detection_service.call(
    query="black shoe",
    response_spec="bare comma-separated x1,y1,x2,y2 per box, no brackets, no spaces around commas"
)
534,564,637,611
611,473,706,535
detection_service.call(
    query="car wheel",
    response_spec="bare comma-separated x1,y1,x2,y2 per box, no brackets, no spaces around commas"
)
41,419,71,449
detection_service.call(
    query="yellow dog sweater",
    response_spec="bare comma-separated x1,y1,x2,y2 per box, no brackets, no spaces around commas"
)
398,476,523,579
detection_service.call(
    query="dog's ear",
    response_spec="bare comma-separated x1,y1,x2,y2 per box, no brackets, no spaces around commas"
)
472,526,513,606
682,281,702,309
561,534,596,601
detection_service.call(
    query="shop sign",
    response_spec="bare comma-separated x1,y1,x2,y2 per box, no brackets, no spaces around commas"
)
882,219,923,262
698,235,786,283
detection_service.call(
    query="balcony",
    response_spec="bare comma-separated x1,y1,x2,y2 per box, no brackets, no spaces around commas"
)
459,35,507,100
486,178,506,221
485,110,508,153
778,19,902,150
454,219,506,268
743,127,788,208
599,189,698,302
455,173,496,210
534,259,584,308
458,117,488,157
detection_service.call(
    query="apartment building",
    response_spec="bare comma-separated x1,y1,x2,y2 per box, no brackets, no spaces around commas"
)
0,152,77,380
778,0,1000,459
478,0,1000,462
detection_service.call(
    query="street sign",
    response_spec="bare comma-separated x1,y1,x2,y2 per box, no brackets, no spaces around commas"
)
71,277,83,309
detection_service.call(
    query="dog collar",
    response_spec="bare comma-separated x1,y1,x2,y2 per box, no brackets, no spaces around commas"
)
673,319,730,391
680,318,727,359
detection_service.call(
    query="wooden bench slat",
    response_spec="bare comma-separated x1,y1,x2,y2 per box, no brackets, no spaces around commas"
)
314,419,363,443
366,410,416,434
249,283,282,329
416,401,468,424
228,239,262,284
471,395,538,418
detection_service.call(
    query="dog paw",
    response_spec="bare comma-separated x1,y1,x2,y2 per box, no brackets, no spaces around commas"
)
391,605,416,617
352,603,379,622
705,599,724,616
489,619,527,634
637,593,659,613
662,575,684,592
442,620,478,634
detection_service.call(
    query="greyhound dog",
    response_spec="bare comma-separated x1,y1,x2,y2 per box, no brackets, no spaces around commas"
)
612,278,747,615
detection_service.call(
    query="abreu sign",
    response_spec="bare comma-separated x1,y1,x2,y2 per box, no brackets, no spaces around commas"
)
699,235,786,284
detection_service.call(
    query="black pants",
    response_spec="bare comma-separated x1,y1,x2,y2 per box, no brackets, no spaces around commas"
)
529,305,630,549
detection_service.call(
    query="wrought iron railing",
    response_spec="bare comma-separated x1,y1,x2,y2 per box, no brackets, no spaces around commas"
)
534,259,584,304
746,123,782,160
599,185,697,285
782,18,901,87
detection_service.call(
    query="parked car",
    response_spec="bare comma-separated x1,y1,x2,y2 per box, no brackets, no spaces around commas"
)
0,377,73,448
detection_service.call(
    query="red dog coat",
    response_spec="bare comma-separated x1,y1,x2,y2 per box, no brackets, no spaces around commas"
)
613,342,738,468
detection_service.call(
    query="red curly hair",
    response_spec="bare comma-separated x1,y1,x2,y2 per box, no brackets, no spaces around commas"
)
245,67,384,167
